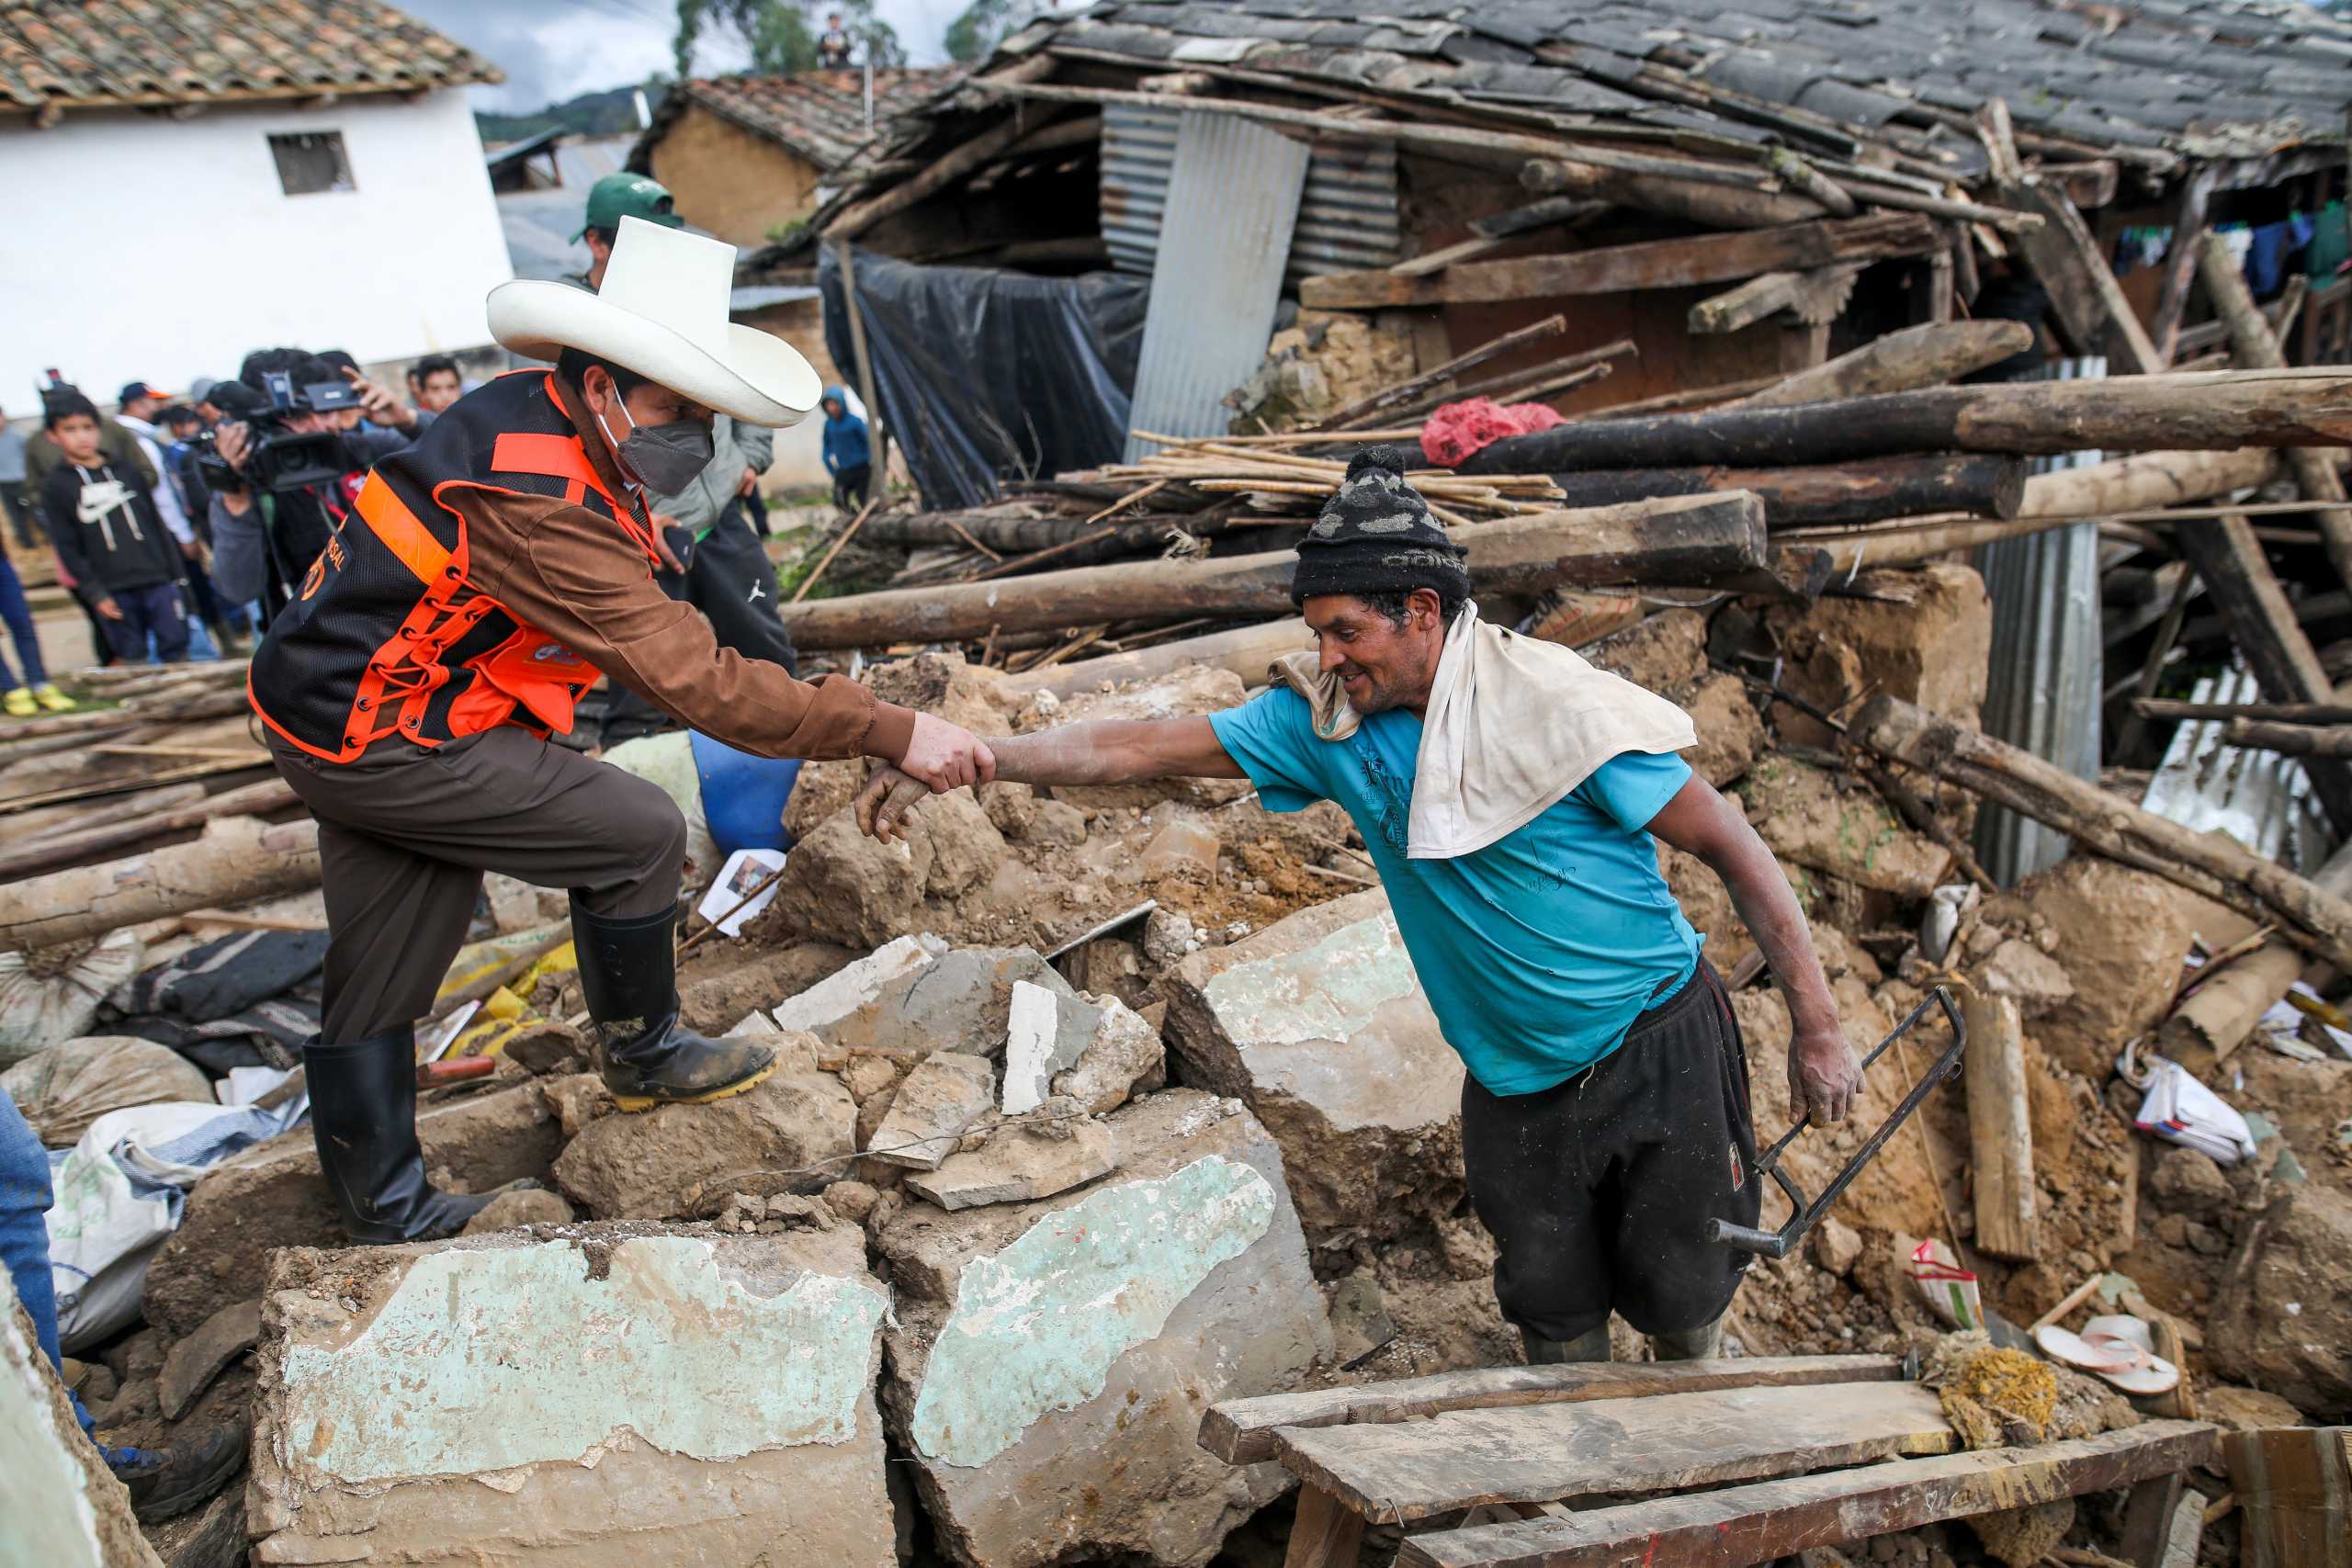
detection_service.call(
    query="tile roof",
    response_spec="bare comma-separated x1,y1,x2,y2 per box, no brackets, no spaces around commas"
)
1013,0,2352,164
0,0,500,115
652,68,965,171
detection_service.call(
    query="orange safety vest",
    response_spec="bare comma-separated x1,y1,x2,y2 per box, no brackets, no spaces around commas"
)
248,370,662,762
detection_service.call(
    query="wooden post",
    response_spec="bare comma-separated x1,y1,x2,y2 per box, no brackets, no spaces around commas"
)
1778,321,1831,373
1961,991,2040,1261
2222,1427,2352,1568
2169,513,2352,838
832,240,889,493
1914,248,1955,326
2151,174,2218,363
1284,1485,1366,1568
1851,694,2352,971
2195,231,2352,594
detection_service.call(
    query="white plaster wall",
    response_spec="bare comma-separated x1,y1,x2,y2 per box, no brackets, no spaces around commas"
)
0,91,512,401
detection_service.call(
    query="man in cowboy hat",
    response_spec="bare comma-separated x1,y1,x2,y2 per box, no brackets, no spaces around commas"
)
247,218,996,1244
855,449,1860,1367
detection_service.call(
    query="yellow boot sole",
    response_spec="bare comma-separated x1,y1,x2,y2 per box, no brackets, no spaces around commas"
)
610,1056,778,1113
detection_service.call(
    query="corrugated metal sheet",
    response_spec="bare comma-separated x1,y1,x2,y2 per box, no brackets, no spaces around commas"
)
1100,103,1401,283
1122,112,1309,462
1973,358,2109,886
2141,668,2330,874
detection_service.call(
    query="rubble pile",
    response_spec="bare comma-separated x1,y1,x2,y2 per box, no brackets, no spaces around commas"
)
13,536,2352,1566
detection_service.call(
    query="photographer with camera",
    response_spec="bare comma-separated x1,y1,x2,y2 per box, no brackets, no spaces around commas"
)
204,351,429,617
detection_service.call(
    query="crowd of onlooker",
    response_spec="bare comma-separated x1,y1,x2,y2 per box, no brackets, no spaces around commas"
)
0,353,470,712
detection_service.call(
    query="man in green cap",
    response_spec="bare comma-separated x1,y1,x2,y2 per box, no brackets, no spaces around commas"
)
569,174,808,745
572,173,685,288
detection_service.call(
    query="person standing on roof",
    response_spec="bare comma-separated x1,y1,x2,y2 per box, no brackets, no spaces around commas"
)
246,218,996,1247
857,449,1862,1367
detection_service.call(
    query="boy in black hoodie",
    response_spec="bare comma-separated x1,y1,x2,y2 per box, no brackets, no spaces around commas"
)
40,393,191,662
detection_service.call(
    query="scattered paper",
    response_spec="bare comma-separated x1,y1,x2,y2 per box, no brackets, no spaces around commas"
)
698,848,788,937
2133,1056,2258,1165
216,1066,296,1107
1908,1237,1982,1330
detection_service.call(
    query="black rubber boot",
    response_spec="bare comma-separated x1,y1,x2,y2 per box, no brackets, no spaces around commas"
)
112,1422,248,1524
571,897,775,1112
1650,1315,1726,1361
1523,1324,1613,1364
303,1030,499,1244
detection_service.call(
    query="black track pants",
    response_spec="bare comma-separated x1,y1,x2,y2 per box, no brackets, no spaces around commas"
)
1460,961,1760,1343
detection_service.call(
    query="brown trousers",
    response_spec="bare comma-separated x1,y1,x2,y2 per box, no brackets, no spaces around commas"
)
267,727,687,1043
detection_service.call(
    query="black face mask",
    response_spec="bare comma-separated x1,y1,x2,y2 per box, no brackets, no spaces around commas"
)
599,400,713,493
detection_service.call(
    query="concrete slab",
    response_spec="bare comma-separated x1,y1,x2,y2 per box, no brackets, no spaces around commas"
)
1165,889,1464,1247
143,1080,567,1341
2,1269,164,1568
906,1118,1119,1212
249,1224,895,1567
877,1089,1330,1568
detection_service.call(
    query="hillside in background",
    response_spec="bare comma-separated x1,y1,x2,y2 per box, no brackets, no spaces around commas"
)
477,83,665,145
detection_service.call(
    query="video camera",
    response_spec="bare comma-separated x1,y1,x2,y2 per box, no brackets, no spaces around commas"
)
192,371,362,495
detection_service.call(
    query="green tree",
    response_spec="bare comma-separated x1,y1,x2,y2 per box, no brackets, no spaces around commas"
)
673,0,904,79
944,0,1018,62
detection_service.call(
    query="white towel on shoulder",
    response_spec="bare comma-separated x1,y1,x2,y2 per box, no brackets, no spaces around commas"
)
1268,603,1697,860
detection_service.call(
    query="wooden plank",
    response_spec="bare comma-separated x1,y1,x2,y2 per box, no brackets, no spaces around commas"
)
2003,176,2165,375
1272,1381,1954,1523
1396,1422,2220,1568
1962,990,2041,1260
2224,1426,2352,1568
1199,1354,1904,1465
2120,1471,2187,1568
1299,215,1938,310
2152,176,2217,364
1283,1485,1365,1568
1689,271,1805,334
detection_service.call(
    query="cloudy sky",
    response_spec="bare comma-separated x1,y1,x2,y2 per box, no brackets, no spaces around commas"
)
397,0,975,111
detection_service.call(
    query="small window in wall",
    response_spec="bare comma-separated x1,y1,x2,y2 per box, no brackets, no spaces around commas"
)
269,131,354,196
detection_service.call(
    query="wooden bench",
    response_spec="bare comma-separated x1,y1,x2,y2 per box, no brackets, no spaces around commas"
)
1198,1355,2219,1568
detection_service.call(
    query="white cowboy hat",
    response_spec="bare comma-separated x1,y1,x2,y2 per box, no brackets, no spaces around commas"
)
485,216,821,427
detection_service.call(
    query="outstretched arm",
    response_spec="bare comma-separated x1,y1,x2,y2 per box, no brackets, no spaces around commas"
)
857,716,1240,840
1646,774,1861,1126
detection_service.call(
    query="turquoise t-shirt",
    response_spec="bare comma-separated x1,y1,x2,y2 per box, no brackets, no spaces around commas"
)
1210,687,1702,1096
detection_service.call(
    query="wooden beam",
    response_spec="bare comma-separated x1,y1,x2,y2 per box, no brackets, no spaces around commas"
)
2002,176,2165,375
2196,231,2352,594
1962,991,2041,1261
1299,215,1939,310
1738,320,2034,409
1273,1381,1956,1524
0,816,322,953
1550,453,2028,528
1458,368,2352,474
2169,512,2352,836
779,491,1766,649
1283,1486,1365,1568
2120,1472,2192,1568
1689,271,1808,334
1198,1354,1904,1466
2135,699,2352,726
1852,694,2352,970
2152,174,2218,364
2222,1426,2352,1568
1521,156,1826,231
1396,1422,2221,1568
2220,719,2352,758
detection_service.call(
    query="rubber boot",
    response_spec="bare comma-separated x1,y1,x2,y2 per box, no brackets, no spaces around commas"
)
1523,1324,1613,1364
303,1030,499,1243
111,1423,247,1523
1651,1315,1726,1361
571,897,775,1112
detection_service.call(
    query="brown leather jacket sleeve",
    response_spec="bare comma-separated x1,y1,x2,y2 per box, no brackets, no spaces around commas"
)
456,484,917,763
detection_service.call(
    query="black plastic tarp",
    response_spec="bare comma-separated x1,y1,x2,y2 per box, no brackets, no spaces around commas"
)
820,246,1148,511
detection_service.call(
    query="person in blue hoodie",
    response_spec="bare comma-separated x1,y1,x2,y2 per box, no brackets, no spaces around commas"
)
820,387,872,513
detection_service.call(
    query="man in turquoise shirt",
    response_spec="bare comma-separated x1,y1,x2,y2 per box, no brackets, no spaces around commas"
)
856,451,1859,1364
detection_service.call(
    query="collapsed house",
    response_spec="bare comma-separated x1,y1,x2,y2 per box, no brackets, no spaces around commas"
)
6,2,2352,1566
